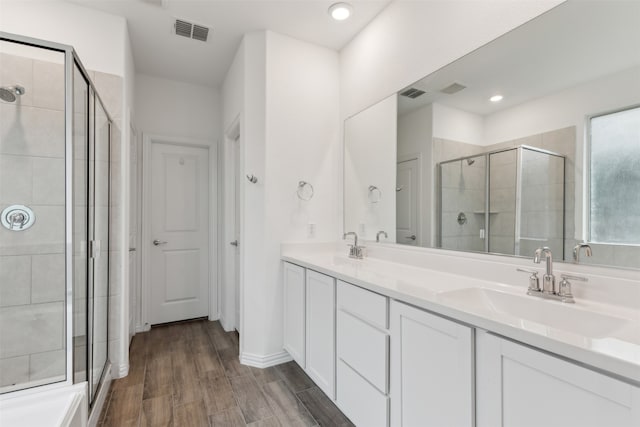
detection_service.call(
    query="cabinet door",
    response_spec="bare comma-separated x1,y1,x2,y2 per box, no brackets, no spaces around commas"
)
306,270,336,399
283,262,305,368
390,301,474,427
476,331,640,427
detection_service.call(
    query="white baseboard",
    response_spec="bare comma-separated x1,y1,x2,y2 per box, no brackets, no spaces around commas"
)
240,350,293,368
219,314,235,332
135,324,151,333
111,362,129,379
88,364,112,427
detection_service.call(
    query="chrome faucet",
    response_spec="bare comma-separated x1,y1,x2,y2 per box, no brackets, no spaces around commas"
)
376,230,388,242
343,231,364,259
573,243,592,263
533,247,555,294
518,247,587,303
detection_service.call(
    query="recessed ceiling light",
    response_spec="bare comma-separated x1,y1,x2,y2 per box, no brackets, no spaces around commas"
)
490,95,503,102
329,2,353,21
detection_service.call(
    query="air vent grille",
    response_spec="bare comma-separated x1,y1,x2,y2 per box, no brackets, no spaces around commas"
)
440,82,467,94
192,25,209,42
174,19,210,42
400,88,426,99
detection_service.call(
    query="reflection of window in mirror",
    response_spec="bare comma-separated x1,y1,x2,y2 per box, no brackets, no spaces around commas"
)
588,105,640,245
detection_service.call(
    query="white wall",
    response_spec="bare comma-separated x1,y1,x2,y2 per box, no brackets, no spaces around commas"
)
0,0,127,77
339,0,563,120
432,103,484,146
222,31,340,362
135,74,221,140
0,0,134,379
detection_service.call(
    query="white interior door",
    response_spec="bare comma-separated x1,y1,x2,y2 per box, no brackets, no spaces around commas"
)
396,158,419,246
150,142,209,324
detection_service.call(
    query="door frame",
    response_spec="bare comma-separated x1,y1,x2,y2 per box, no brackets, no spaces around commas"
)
140,133,218,330
220,114,244,336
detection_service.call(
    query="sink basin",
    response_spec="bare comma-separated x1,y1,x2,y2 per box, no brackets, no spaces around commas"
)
438,288,629,338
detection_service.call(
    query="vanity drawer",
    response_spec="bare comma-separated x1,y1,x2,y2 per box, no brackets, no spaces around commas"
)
337,359,389,427
337,280,388,329
337,309,388,394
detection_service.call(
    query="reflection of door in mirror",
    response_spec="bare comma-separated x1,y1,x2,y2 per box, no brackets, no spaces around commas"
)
396,158,419,246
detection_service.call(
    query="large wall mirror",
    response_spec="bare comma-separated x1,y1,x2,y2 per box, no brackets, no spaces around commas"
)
344,1,640,270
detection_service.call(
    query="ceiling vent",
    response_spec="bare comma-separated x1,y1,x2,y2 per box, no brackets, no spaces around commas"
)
440,82,467,95
400,88,426,99
174,19,210,42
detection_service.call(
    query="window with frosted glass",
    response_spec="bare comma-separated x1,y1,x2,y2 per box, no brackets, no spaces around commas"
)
589,106,640,244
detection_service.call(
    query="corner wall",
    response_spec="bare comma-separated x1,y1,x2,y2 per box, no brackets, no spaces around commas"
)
222,31,340,362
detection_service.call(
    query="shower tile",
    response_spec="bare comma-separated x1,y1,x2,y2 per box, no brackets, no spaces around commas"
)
0,104,65,158
29,349,65,382
32,60,64,111
513,133,543,149
0,355,29,387
0,255,31,307
0,301,64,359
0,154,33,205
0,53,34,107
0,205,65,256
93,72,123,119
542,126,575,154
31,253,65,304
32,157,65,205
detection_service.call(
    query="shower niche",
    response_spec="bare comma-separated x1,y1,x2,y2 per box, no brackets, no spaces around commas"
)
438,146,565,257
0,33,111,406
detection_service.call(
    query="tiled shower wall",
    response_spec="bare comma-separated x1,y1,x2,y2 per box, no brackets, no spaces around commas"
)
0,52,67,389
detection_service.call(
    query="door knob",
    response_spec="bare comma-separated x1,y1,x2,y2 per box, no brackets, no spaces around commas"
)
406,235,416,240
153,239,168,246
230,240,238,247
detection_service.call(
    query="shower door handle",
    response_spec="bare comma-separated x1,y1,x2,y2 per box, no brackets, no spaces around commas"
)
153,239,168,246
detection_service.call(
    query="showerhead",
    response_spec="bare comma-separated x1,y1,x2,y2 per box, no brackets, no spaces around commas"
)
466,158,475,166
0,85,26,103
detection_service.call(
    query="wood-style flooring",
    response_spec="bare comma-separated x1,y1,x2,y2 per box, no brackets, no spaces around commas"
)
99,319,354,427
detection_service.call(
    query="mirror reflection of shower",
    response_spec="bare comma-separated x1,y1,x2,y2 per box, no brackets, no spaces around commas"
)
0,85,26,103
438,146,565,257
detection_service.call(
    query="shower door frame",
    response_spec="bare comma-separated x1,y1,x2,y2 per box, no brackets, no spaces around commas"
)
0,32,113,401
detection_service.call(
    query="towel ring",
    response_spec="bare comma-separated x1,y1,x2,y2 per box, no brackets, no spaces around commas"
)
368,185,382,203
297,181,314,201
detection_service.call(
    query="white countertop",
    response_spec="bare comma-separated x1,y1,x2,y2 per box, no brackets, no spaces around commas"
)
282,250,640,384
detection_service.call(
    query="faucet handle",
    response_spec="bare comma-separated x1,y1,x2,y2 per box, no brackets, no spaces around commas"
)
558,274,587,301
517,268,540,292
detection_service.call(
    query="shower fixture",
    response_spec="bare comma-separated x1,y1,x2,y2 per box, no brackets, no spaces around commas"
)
466,159,475,166
0,85,26,103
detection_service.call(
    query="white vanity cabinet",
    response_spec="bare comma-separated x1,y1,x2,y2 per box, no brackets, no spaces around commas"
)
283,262,306,367
305,269,336,399
476,331,640,427
390,300,474,427
336,280,390,427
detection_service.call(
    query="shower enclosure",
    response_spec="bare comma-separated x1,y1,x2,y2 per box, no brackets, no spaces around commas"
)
438,146,565,258
0,33,111,406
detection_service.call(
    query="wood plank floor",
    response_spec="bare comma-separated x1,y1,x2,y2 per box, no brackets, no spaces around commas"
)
99,319,354,427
